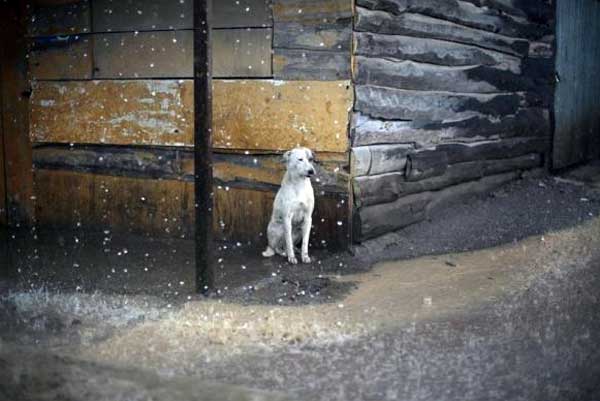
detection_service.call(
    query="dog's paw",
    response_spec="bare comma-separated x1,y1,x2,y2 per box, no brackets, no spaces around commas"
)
301,254,311,264
288,255,298,265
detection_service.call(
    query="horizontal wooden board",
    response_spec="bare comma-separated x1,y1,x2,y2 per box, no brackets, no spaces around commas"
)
92,0,192,32
273,49,351,80
351,109,551,147
351,144,414,177
356,0,550,39
355,85,527,121
34,169,195,238
29,35,93,80
28,0,90,36
93,0,271,31
354,32,522,73
354,153,542,207
357,171,519,240
94,29,271,79
354,57,535,94
93,31,193,79
355,7,530,57
213,80,352,152
212,29,273,78
273,20,351,51
32,145,350,194
272,0,353,22
30,80,194,146
31,80,352,151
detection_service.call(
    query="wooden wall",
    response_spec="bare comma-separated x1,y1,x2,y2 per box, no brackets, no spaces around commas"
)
27,0,354,249
0,3,35,227
352,0,555,241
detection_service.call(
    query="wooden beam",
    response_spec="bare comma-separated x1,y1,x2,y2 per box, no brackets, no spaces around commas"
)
194,0,215,292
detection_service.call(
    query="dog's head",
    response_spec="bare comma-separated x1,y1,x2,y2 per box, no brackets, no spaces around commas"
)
283,147,316,179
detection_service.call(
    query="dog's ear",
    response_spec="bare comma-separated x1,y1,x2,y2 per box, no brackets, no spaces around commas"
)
282,151,291,163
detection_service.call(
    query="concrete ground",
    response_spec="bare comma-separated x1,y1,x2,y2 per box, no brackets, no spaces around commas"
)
1,168,600,400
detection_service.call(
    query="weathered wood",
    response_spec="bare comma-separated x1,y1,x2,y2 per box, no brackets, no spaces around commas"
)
31,145,350,194
351,144,414,176
28,0,90,36
354,32,522,73
92,0,192,32
34,169,195,238
357,170,519,240
272,0,353,22
31,79,352,151
351,109,550,147
355,85,526,121
405,150,448,181
354,57,535,94
432,137,549,165
29,35,93,80
273,49,351,80
212,28,273,78
355,7,530,57
273,20,351,51
0,86,5,225
0,5,35,225
31,80,194,146
93,31,194,79
213,80,352,152
210,0,272,28
354,153,541,207
356,0,550,40
461,0,555,24
94,29,272,79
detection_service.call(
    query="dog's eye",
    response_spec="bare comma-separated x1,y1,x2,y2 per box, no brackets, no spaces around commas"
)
298,158,304,161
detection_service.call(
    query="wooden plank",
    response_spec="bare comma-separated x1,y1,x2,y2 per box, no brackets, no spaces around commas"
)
213,80,352,152
355,7,530,57
34,169,195,238
29,35,93,80
354,57,535,94
351,109,550,147
93,31,193,79
354,32,522,73
28,0,90,36
30,80,194,146
93,0,271,31
273,49,350,80
210,0,272,28
272,0,353,22
0,4,35,225
273,20,351,51
94,29,272,79
351,144,414,177
356,0,550,40
31,80,352,151
355,85,526,121
212,29,273,78
354,153,541,207
357,171,519,240
92,0,192,32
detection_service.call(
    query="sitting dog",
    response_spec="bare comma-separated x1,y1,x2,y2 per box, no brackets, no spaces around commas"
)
262,147,316,264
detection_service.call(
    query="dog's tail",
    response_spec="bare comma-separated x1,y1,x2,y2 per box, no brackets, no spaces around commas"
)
262,246,275,258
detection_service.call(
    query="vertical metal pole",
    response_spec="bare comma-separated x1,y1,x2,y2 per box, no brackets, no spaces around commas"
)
193,0,215,293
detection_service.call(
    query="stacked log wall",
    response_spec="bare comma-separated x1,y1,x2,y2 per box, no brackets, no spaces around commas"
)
352,0,556,241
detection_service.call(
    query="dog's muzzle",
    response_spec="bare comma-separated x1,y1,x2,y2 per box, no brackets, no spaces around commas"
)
307,169,316,177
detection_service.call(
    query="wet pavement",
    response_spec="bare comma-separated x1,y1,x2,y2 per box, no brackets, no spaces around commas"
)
1,171,600,400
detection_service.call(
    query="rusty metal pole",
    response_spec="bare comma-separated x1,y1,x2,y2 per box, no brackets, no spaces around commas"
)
193,0,215,293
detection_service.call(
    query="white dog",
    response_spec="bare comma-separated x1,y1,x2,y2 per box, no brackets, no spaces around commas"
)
262,147,316,264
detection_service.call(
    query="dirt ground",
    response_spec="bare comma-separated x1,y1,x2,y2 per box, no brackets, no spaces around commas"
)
1,171,600,400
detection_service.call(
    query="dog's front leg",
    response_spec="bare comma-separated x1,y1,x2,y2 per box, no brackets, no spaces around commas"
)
284,216,297,264
301,216,312,264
